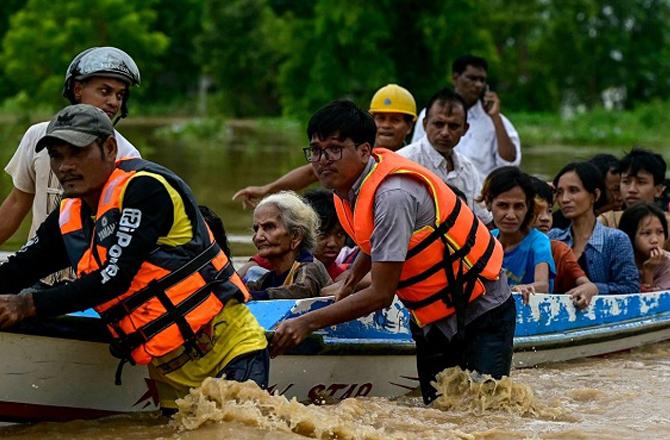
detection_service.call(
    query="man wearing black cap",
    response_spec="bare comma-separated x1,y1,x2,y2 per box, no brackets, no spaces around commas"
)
0,104,269,413
0,48,142,273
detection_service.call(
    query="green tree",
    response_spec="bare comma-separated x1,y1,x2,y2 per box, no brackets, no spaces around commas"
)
537,0,670,109
0,0,25,102
275,0,499,117
278,0,397,117
400,0,497,110
1,0,168,110
482,1,559,111
143,0,204,107
197,0,286,116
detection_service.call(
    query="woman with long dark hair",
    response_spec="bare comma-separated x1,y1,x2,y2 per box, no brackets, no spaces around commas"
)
548,162,639,297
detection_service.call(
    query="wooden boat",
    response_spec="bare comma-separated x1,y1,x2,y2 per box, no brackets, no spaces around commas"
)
2,291,670,423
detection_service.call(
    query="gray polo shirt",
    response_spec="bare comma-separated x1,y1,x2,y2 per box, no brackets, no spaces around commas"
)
347,157,511,339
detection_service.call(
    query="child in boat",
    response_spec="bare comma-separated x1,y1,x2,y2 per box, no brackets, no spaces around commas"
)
245,191,332,299
481,166,555,295
589,154,623,216
530,177,598,307
598,149,670,249
303,189,349,281
619,202,670,292
549,161,640,294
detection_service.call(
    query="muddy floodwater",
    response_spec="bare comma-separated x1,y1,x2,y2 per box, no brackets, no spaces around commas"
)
3,341,670,439
1,119,670,438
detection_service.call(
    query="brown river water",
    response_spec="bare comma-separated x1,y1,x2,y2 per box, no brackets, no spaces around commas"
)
3,341,670,439
1,120,670,438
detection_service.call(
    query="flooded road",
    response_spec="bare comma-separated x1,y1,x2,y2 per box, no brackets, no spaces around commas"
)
3,341,670,439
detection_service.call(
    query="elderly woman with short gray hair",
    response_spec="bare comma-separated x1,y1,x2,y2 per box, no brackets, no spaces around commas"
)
244,191,332,299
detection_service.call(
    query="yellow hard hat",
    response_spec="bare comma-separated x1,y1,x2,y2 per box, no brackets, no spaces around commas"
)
369,84,417,121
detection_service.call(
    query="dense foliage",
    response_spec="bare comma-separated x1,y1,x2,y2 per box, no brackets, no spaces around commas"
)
1,0,670,117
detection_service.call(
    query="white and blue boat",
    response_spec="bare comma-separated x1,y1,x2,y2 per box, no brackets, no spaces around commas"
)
2,291,670,423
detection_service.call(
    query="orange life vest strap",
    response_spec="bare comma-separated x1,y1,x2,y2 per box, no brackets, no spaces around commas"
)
405,195,463,260
101,242,234,364
109,279,222,362
99,242,230,324
400,235,497,309
397,194,499,338
399,197,494,289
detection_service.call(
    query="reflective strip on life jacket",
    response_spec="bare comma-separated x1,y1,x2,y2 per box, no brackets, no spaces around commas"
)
59,199,81,234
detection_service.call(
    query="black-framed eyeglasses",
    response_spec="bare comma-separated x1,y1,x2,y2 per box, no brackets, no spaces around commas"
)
303,145,345,163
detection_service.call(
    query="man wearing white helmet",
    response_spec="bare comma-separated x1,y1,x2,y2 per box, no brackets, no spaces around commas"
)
233,83,417,208
0,47,142,266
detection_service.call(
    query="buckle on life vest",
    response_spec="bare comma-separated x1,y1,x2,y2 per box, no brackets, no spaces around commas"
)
107,277,224,364
102,244,238,386
398,204,498,316
153,325,216,375
399,232,482,333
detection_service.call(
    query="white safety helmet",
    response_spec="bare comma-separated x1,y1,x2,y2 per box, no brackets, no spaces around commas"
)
63,47,141,120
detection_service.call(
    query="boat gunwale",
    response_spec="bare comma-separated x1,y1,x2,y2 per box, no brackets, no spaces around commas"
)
6,308,670,358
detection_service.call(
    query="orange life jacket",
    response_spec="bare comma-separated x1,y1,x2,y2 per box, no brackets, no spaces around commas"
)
59,158,250,365
333,148,503,327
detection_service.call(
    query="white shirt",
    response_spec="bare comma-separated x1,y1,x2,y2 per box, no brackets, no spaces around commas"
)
397,136,493,224
4,121,141,239
411,100,521,177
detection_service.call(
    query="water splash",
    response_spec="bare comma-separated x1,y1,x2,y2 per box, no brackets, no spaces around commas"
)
6,343,670,439
173,377,392,439
173,369,571,439
431,367,569,420
173,378,480,439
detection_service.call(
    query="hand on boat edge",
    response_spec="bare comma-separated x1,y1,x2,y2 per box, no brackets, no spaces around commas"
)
567,282,598,310
511,284,534,304
0,291,36,329
270,317,311,357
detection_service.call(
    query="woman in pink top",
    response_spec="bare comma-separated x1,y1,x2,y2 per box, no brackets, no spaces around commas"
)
619,202,670,292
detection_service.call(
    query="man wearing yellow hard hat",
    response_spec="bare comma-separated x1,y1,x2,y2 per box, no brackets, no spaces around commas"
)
369,84,417,151
233,84,418,208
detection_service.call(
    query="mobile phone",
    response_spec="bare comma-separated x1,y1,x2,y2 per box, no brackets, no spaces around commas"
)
480,84,492,111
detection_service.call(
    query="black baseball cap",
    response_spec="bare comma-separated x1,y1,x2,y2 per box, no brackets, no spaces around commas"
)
36,104,114,152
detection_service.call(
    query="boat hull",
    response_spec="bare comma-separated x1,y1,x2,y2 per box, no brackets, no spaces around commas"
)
3,291,670,423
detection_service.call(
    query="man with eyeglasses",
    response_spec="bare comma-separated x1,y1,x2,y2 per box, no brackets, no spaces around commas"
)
271,100,516,405
411,54,520,177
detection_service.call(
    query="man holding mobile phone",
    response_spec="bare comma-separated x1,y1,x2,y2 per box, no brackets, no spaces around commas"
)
412,55,520,178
